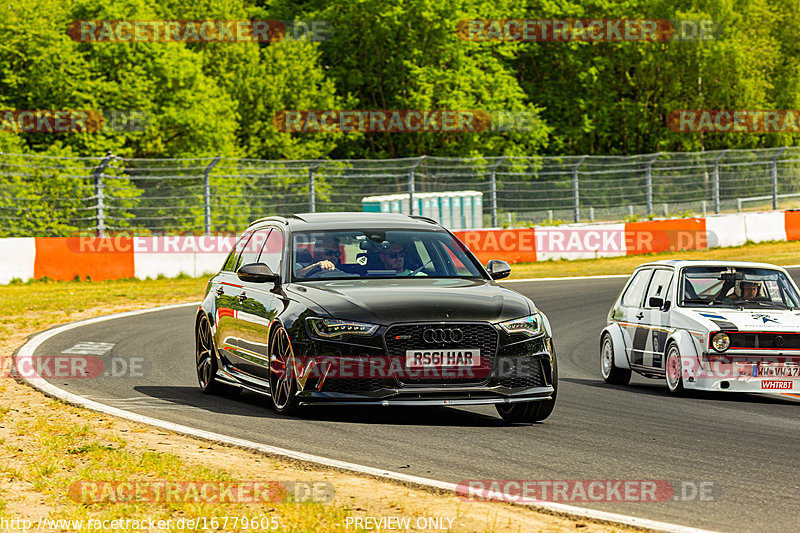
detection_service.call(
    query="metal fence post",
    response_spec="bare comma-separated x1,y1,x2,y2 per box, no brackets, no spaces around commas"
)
308,162,320,213
408,156,424,216
490,156,506,227
93,152,114,237
713,150,727,214
203,156,221,236
771,147,787,210
645,153,660,216
573,156,587,223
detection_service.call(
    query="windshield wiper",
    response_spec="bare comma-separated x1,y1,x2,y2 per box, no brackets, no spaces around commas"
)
738,300,789,309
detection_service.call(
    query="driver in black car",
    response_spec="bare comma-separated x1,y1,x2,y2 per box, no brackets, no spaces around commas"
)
295,236,341,278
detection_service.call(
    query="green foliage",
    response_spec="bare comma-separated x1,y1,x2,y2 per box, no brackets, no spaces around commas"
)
2,0,800,235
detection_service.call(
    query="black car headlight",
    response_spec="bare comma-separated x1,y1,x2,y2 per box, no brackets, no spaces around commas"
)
498,313,543,337
307,317,379,339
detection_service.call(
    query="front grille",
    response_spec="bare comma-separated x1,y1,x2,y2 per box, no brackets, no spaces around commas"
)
384,323,498,385
728,332,800,350
319,378,386,394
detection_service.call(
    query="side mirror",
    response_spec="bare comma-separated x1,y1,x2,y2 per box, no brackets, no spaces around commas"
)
648,296,665,309
237,263,279,284
486,260,511,280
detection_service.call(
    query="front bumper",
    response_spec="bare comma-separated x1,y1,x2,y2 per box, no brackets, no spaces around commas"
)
296,384,554,406
687,355,800,393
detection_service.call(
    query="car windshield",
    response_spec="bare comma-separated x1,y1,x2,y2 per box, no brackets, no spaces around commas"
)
680,266,800,309
292,229,486,280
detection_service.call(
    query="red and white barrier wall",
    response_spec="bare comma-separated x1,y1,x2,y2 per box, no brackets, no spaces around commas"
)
1,210,797,284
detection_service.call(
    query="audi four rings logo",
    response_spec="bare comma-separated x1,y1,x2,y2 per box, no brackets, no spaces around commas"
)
423,328,464,343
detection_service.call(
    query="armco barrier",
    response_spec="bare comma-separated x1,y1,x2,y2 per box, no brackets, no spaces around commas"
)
1,210,798,284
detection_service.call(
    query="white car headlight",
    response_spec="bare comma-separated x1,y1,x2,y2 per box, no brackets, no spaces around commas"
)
308,317,379,338
711,332,730,352
498,313,543,337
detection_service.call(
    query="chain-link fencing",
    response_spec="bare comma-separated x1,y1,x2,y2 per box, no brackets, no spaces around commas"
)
1,147,799,236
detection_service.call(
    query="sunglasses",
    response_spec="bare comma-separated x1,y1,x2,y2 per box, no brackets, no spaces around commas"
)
322,250,342,258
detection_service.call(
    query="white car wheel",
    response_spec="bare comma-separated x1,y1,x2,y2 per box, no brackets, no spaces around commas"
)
600,334,631,385
665,343,685,394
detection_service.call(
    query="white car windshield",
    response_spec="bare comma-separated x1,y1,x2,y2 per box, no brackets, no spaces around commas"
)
292,229,485,280
680,266,800,309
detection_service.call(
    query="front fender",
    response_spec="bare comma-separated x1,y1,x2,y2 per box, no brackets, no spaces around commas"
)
601,324,630,369
666,330,701,387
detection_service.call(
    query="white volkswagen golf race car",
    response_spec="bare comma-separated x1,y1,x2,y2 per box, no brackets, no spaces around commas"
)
601,260,800,397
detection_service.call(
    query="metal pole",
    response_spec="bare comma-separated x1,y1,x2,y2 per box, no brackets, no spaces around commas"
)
93,152,114,237
771,147,787,210
308,162,319,213
713,150,727,214
645,153,660,217
408,156,425,216
490,156,506,227
203,156,221,236
573,156,587,223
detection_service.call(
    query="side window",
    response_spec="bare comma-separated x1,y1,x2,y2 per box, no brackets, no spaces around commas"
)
621,269,652,307
644,269,674,308
239,229,271,268
258,229,284,274
222,231,253,272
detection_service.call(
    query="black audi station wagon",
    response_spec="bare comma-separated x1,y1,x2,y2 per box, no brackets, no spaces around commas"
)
194,213,557,423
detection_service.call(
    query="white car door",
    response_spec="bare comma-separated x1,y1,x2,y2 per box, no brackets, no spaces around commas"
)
639,268,675,368
619,268,654,365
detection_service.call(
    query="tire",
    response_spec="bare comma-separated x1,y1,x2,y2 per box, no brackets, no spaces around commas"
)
268,325,299,414
665,342,686,395
496,352,558,423
600,333,631,385
195,315,239,395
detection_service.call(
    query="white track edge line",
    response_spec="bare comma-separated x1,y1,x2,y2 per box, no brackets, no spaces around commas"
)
503,264,800,283
502,274,630,282
17,302,717,533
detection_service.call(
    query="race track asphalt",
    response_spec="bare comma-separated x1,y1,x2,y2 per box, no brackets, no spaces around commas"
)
29,273,800,533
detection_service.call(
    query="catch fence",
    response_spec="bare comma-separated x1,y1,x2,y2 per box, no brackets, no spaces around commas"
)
1,147,799,236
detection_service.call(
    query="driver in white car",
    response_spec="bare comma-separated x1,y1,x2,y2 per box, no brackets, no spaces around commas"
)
295,236,341,278
724,279,762,303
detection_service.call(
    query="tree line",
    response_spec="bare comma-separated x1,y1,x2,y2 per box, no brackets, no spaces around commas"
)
1,0,795,161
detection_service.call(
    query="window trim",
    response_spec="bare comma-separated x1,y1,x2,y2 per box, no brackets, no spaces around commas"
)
222,230,254,273
643,268,674,309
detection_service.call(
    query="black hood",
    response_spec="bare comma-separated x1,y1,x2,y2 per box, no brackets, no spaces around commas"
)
287,278,532,325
